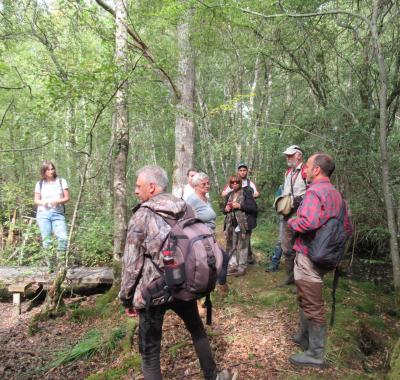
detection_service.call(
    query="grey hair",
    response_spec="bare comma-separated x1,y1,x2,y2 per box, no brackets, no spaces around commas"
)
191,172,209,186
136,165,168,191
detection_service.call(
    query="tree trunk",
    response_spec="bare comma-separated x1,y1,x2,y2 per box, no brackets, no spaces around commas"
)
197,92,220,192
112,0,129,267
246,54,260,167
172,2,195,197
370,0,400,289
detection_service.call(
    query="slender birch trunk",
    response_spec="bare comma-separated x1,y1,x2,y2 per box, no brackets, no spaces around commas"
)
172,2,195,197
370,1,400,289
112,0,129,266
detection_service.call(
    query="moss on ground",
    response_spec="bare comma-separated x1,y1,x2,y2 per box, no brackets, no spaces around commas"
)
85,353,141,380
215,256,399,377
70,285,121,322
389,337,400,380
44,219,399,379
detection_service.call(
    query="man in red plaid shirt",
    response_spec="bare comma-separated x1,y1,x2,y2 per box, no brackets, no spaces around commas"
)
288,153,352,368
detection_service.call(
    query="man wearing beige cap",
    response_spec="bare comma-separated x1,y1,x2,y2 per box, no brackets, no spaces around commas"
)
281,145,307,285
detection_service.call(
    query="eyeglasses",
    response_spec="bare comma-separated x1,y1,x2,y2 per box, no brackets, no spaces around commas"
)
230,181,240,185
200,182,210,188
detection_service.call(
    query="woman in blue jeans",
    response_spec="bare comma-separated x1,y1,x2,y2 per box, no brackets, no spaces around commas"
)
34,161,69,269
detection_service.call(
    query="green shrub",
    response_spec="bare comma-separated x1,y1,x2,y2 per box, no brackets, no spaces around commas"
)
48,327,126,368
73,212,113,266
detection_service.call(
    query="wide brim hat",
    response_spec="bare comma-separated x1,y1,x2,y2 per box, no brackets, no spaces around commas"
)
283,145,303,155
273,195,292,216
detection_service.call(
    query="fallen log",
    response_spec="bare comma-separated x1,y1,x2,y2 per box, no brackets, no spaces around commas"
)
0,266,113,287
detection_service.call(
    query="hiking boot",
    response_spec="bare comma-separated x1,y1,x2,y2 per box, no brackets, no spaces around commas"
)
233,269,246,277
265,264,278,272
289,322,327,368
292,309,309,351
279,276,294,286
227,268,238,276
215,369,238,380
247,256,255,265
217,283,229,296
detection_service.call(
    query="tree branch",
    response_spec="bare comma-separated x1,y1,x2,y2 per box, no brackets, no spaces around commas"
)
0,138,56,153
95,0,180,100
265,121,336,144
0,99,15,129
240,7,369,24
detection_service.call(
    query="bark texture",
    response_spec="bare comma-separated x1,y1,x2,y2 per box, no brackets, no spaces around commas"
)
172,2,195,197
113,0,129,263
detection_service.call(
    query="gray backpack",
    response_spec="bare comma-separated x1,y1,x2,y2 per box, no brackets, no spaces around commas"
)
142,206,223,323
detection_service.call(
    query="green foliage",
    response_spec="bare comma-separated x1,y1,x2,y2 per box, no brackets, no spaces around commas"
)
258,292,289,307
168,340,189,358
70,286,120,323
73,213,113,266
48,327,126,369
85,353,141,380
389,338,400,380
356,300,377,315
251,219,279,261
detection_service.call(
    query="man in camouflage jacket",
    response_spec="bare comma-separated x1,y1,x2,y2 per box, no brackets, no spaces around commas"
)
119,165,233,380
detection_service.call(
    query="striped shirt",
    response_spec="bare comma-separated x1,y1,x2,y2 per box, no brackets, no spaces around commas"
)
288,178,352,256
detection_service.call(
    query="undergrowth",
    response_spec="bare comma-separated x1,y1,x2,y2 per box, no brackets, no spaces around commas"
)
70,285,121,322
85,353,142,380
47,326,127,369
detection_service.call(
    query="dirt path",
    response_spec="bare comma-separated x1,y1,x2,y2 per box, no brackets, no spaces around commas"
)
0,265,362,380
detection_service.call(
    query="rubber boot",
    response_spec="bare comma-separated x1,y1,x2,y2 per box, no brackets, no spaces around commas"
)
289,322,327,368
215,369,238,380
292,309,309,350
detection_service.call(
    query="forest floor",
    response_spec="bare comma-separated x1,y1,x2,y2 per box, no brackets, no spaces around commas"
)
0,223,398,380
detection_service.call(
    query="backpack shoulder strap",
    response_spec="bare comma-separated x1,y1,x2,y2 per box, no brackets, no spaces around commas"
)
300,164,307,185
338,197,346,223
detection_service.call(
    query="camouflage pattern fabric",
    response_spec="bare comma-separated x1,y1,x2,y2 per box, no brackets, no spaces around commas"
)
119,192,186,309
225,189,248,238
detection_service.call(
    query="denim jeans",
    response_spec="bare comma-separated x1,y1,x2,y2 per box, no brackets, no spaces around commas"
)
138,299,217,380
218,249,229,285
269,242,283,270
36,209,68,252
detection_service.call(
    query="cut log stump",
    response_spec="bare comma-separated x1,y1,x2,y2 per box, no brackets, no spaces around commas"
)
8,281,34,315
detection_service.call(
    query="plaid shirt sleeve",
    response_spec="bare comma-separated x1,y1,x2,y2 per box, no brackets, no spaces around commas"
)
288,190,323,233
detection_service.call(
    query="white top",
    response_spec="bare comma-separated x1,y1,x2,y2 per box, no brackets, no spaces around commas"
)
283,163,306,199
35,177,68,213
182,183,195,201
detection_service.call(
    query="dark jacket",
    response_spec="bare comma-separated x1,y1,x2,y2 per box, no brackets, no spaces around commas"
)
119,192,187,309
223,187,258,231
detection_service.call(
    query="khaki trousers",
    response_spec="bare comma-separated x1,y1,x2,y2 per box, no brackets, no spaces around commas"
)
294,253,329,324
